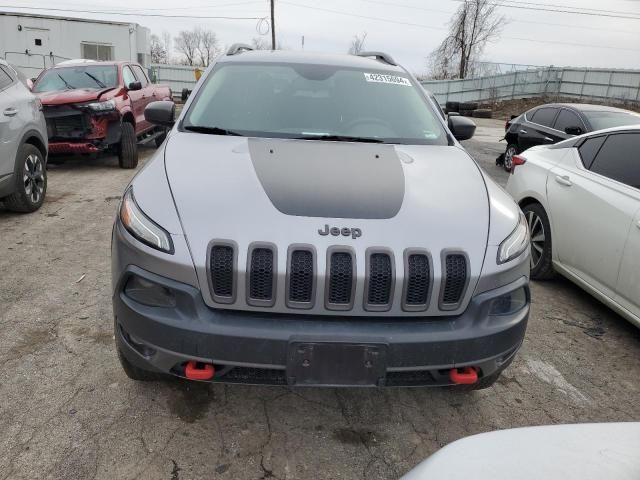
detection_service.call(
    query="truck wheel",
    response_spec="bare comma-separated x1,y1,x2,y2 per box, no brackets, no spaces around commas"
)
117,346,167,381
118,122,138,169
154,128,167,148
3,144,47,213
522,202,556,280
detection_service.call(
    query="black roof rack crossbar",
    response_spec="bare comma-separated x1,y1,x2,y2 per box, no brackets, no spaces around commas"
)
226,43,254,56
357,51,397,66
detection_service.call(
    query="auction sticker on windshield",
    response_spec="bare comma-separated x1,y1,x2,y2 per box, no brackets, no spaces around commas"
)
364,73,411,86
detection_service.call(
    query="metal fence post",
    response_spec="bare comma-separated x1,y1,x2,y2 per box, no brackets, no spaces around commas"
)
579,69,587,100
511,71,518,100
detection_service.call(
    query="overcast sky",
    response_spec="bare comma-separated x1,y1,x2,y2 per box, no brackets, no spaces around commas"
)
4,0,640,73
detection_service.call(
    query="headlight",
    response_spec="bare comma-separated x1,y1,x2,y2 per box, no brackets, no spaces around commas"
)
120,188,174,253
497,211,529,264
87,100,115,112
489,287,528,315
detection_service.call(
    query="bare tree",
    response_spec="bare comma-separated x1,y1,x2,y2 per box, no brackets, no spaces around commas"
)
428,0,504,79
348,32,367,55
197,28,220,67
251,36,270,50
150,34,167,64
174,30,199,66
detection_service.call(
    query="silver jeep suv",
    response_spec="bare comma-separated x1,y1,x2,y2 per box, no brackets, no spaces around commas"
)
112,46,531,388
0,59,48,213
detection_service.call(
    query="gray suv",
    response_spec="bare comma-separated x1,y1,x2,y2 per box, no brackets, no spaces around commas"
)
112,46,531,388
0,60,48,212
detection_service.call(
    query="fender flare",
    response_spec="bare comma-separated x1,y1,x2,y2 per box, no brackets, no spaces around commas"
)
17,128,48,165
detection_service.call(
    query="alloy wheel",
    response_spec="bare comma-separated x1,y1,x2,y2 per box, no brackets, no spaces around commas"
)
23,153,45,204
504,146,517,171
526,210,545,269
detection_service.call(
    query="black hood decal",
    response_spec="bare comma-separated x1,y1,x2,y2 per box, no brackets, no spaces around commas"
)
248,139,405,219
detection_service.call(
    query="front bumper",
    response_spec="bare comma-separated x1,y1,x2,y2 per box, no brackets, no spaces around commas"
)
113,262,529,387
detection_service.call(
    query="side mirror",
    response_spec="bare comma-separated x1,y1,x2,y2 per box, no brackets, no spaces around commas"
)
565,126,583,136
127,81,142,91
448,115,476,141
27,78,34,90
145,101,175,127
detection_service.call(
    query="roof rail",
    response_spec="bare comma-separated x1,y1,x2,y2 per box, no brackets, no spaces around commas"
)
226,43,254,56
357,51,397,66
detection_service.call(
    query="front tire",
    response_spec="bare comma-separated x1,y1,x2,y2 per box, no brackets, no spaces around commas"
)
3,144,47,213
523,202,556,280
118,122,138,169
503,143,519,172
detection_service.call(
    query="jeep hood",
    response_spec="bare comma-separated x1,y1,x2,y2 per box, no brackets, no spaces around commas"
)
163,134,491,313
36,87,116,105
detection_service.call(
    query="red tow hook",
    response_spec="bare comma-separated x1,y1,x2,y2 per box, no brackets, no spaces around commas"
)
184,361,215,381
449,367,478,385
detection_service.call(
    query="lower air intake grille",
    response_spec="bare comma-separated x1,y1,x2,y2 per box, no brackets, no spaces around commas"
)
442,254,467,306
210,245,234,299
367,253,393,306
327,252,353,306
249,248,275,302
406,254,430,305
289,250,314,304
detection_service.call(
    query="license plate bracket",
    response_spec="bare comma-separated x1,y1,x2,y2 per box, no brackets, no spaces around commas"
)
287,342,387,386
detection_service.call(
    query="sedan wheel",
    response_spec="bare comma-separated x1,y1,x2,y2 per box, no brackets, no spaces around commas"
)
522,203,556,280
526,210,545,269
503,144,518,172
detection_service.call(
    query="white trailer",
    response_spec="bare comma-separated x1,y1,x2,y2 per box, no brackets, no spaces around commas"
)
0,11,150,78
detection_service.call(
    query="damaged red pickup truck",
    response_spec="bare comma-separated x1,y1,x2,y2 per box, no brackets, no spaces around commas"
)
32,61,172,168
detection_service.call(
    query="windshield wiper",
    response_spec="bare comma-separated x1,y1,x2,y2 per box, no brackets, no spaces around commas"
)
57,73,74,89
84,71,106,88
294,134,384,143
183,125,243,136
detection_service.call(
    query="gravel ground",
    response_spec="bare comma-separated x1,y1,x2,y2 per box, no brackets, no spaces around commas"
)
1,122,639,480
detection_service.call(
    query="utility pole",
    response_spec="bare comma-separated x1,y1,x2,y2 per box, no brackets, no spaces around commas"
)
270,0,276,50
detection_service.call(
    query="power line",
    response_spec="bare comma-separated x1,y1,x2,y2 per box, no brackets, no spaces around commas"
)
452,0,640,20
279,1,448,30
492,0,640,16
356,0,638,33
0,4,264,19
281,1,640,52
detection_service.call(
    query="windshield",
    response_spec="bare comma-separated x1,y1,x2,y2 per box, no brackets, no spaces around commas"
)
33,65,118,93
584,110,640,130
183,62,448,145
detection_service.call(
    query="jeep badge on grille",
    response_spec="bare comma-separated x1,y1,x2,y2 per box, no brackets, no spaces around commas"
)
318,224,362,239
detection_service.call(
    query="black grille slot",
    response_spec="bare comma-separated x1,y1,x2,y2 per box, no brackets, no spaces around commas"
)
327,252,353,305
406,254,430,305
210,245,234,299
249,248,274,301
289,250,314,303
367,253,393,306
442,254,467,306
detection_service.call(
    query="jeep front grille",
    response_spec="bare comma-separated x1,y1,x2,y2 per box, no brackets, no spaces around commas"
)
248,246,276,306
209,244,235,303
207,244,471,314
441,254,468,309
327,251,355,309
287,249,314,307
404,253,431,309
365,252,393,311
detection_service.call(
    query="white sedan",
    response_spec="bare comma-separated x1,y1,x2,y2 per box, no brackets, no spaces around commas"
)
506,125,640,328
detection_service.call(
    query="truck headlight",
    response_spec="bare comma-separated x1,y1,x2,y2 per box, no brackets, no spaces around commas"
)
120,188,174,253
87,100,116,112
497,211,529,264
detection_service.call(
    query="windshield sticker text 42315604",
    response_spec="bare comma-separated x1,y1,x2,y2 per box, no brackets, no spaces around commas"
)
363,73,411,86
